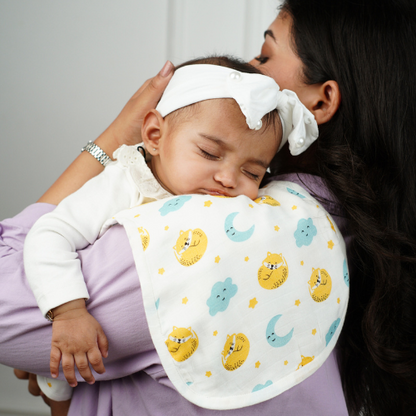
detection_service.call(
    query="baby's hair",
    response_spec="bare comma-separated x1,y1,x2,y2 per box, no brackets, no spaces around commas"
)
165,55,280,135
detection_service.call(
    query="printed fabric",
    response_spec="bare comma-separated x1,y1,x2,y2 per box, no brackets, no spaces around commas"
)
113,180,349,410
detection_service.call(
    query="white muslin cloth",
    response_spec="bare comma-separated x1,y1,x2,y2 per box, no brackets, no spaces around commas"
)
113,181,349,409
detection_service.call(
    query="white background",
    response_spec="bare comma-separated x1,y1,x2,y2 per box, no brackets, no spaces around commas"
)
0,0,279,414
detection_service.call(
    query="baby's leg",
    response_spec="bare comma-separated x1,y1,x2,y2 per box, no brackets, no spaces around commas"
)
37,375,72,416
50,399,71,416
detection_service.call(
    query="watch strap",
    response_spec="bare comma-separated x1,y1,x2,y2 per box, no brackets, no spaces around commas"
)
81,141,111,167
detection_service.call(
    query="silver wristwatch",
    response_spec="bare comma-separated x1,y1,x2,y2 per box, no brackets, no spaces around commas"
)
81,141,111,167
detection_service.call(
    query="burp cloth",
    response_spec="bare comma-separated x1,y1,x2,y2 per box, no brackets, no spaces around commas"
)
113,181,349,410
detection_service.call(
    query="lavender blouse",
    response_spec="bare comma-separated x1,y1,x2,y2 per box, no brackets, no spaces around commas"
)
0,174,349,415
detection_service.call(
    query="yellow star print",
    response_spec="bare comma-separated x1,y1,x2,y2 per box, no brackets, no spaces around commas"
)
295,299,301,307
292,205,297,210
182,297,188,304
274,225,280,232
255,361,261,368
300,261,304,266
249,204,254,208
312,329,317,335
215,256,221,263
158,268,165,275
284,360,288,366
204,200,212,207
206,371,212,378
249,298,258,309
244,256,249,262
164,226,169,231
337,298,341,304
328,240,334,250
213,331,218,336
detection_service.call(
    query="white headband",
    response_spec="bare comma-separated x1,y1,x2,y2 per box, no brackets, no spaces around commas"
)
156,64,319,156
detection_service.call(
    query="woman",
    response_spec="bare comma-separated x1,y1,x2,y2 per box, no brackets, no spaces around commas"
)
255,2,416,415
2,0,415,415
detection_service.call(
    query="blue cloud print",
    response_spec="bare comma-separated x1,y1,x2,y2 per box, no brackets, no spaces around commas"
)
206,277,238,316
287,187,305,198
159,195,192,216
252,380,273,393
294,218,317,247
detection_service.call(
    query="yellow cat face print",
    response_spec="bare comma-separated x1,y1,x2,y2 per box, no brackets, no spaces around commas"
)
296,355,315,370
138,227,150,251
165,326,199,362
173,228,208,267
254,195,280,206
221,333,250,371
308,268,332,302
257,252,289,290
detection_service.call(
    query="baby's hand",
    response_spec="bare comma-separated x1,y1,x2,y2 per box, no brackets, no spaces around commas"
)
49,299,108,387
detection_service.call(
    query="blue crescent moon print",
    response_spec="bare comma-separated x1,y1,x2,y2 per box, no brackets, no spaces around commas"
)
325,318,341,346
224,212,255,242
266,314,294,348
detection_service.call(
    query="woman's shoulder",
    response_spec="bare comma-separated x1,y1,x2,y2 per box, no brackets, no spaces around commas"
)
267,173,349,243
269,173,339,216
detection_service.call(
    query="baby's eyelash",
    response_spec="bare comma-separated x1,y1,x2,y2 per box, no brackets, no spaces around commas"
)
255,55,269,64
199,149,219,160
244,170,260,181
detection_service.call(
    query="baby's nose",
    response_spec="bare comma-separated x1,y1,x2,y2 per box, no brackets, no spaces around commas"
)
214,167,237,188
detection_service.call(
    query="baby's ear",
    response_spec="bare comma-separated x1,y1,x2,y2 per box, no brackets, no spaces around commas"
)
142,109,165,156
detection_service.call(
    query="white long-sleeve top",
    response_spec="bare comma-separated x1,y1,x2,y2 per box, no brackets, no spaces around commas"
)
24,144,172,316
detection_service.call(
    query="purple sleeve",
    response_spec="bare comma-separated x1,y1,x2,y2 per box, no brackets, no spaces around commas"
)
0,203,160,379
0,199,348,415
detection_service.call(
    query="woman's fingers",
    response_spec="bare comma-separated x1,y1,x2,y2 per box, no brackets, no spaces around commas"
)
140,60,174,101
13,370,44,398
13,369,30,380
102,60,174,148
131,60,173,100
28,373,42,396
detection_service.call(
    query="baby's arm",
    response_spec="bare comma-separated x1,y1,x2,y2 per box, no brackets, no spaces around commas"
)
24,159,138,386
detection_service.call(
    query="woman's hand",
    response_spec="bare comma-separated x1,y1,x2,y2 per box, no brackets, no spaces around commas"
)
49,299,108,387
38,61,174,206
95,60,175,155
13,370,51,406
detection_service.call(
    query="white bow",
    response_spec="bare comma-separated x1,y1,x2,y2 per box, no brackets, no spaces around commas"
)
156,64,319,156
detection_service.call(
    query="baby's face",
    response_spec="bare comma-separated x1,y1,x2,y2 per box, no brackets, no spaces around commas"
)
152,99,280,200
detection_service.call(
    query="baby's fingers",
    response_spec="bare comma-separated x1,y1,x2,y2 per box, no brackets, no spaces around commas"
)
74,353,95,385
61,353,77,387
87,347,106,375
50,345,62,379
97,327,109,359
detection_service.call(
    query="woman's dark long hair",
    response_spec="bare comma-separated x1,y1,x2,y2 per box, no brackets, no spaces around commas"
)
275,1,416,414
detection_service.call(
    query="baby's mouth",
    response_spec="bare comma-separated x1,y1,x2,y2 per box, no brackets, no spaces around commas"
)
202,189,231,197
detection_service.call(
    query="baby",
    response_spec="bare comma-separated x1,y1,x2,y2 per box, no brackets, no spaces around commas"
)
23,56,318,413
